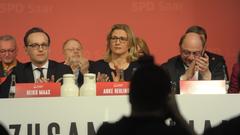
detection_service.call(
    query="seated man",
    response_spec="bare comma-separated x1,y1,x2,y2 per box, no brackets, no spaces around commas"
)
96,56,195,135
62,38,94,87
0,35,21,83
185,25,228,80
162,31,227,94
0,27,74,98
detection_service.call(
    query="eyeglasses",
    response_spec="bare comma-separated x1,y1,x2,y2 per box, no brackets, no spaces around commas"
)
0,49,16,54
181,49,202,57
27,43,49,50
110,36,128,43
64,48,81,52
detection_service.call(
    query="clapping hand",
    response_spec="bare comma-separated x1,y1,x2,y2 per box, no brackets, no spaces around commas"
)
97,72,110,82
181,61,196,80
36,75,55,83
195,53,211,80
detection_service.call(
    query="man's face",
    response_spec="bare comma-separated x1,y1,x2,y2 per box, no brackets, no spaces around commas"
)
110,29,130,56
63,40,83,61
0,40,17,65
25,32,49,66
180,33,204,67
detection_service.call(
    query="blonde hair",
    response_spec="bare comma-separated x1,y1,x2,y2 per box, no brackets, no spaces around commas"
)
135,37,150,56
104,24,138,62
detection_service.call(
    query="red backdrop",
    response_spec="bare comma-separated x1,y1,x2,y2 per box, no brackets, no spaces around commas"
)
0,0,239,76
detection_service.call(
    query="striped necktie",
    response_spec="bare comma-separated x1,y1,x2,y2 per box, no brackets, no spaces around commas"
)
36,68,44,78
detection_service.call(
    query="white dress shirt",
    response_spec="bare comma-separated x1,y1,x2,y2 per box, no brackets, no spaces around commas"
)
32,61,49,82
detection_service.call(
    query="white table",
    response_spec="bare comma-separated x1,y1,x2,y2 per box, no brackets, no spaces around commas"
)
0,95,240,135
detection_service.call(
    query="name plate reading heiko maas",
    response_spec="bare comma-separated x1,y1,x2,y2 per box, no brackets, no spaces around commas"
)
15,83,61,98
96,82,129,96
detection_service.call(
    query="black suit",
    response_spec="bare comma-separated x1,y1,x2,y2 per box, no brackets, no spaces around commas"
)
161,51,228,94
0,60,74,98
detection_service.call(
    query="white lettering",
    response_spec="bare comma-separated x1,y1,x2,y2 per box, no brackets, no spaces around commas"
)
114,88,128,94
26,90,38,95
103,89,113,94
38,90,51,95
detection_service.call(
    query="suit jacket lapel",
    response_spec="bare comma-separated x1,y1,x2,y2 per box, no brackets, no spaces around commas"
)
25,63,35,83
176,57,186,79
47,60,54,80
173,56,186,93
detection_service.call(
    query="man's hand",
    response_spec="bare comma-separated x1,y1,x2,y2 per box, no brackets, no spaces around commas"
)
36,75,55,83
36,78,50,83
195,53,211,80
181,61,196,80
79,57,89,74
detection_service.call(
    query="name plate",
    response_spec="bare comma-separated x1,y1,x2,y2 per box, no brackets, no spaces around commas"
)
180,80,226,94
15,83,61,98
96,82,129,96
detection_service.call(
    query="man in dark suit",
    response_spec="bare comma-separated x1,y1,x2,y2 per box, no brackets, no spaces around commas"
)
161,26,227,94
62,38,95,87
0,35,21,81
185,25,228,80
0,27,78,98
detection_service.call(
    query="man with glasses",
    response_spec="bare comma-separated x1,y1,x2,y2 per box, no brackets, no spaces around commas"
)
0,27,73,98
162,32,227,93
185,25,228,81
62,38,93,87
0,35,21,81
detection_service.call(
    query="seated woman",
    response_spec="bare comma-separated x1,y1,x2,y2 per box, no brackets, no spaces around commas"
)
91,24,139,82
228,51,240,93
135,37,150,58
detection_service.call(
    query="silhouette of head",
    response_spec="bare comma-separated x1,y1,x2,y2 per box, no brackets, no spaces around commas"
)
129,55,171,112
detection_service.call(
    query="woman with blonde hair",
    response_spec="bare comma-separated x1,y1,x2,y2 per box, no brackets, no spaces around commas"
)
135,37,150,58
92,24,139,82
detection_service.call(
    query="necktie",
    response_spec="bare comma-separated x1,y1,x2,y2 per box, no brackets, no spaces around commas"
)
36,68,44,78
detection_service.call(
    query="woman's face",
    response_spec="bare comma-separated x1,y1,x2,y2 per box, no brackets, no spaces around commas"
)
109,29,129,56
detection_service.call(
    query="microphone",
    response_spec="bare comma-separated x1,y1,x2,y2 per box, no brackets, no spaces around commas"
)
222,64,227,81
222,64,229,91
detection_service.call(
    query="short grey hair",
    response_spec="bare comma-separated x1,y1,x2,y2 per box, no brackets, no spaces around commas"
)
0,35,16,42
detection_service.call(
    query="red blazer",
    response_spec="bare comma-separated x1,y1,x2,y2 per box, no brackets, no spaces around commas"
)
228,63,240,93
